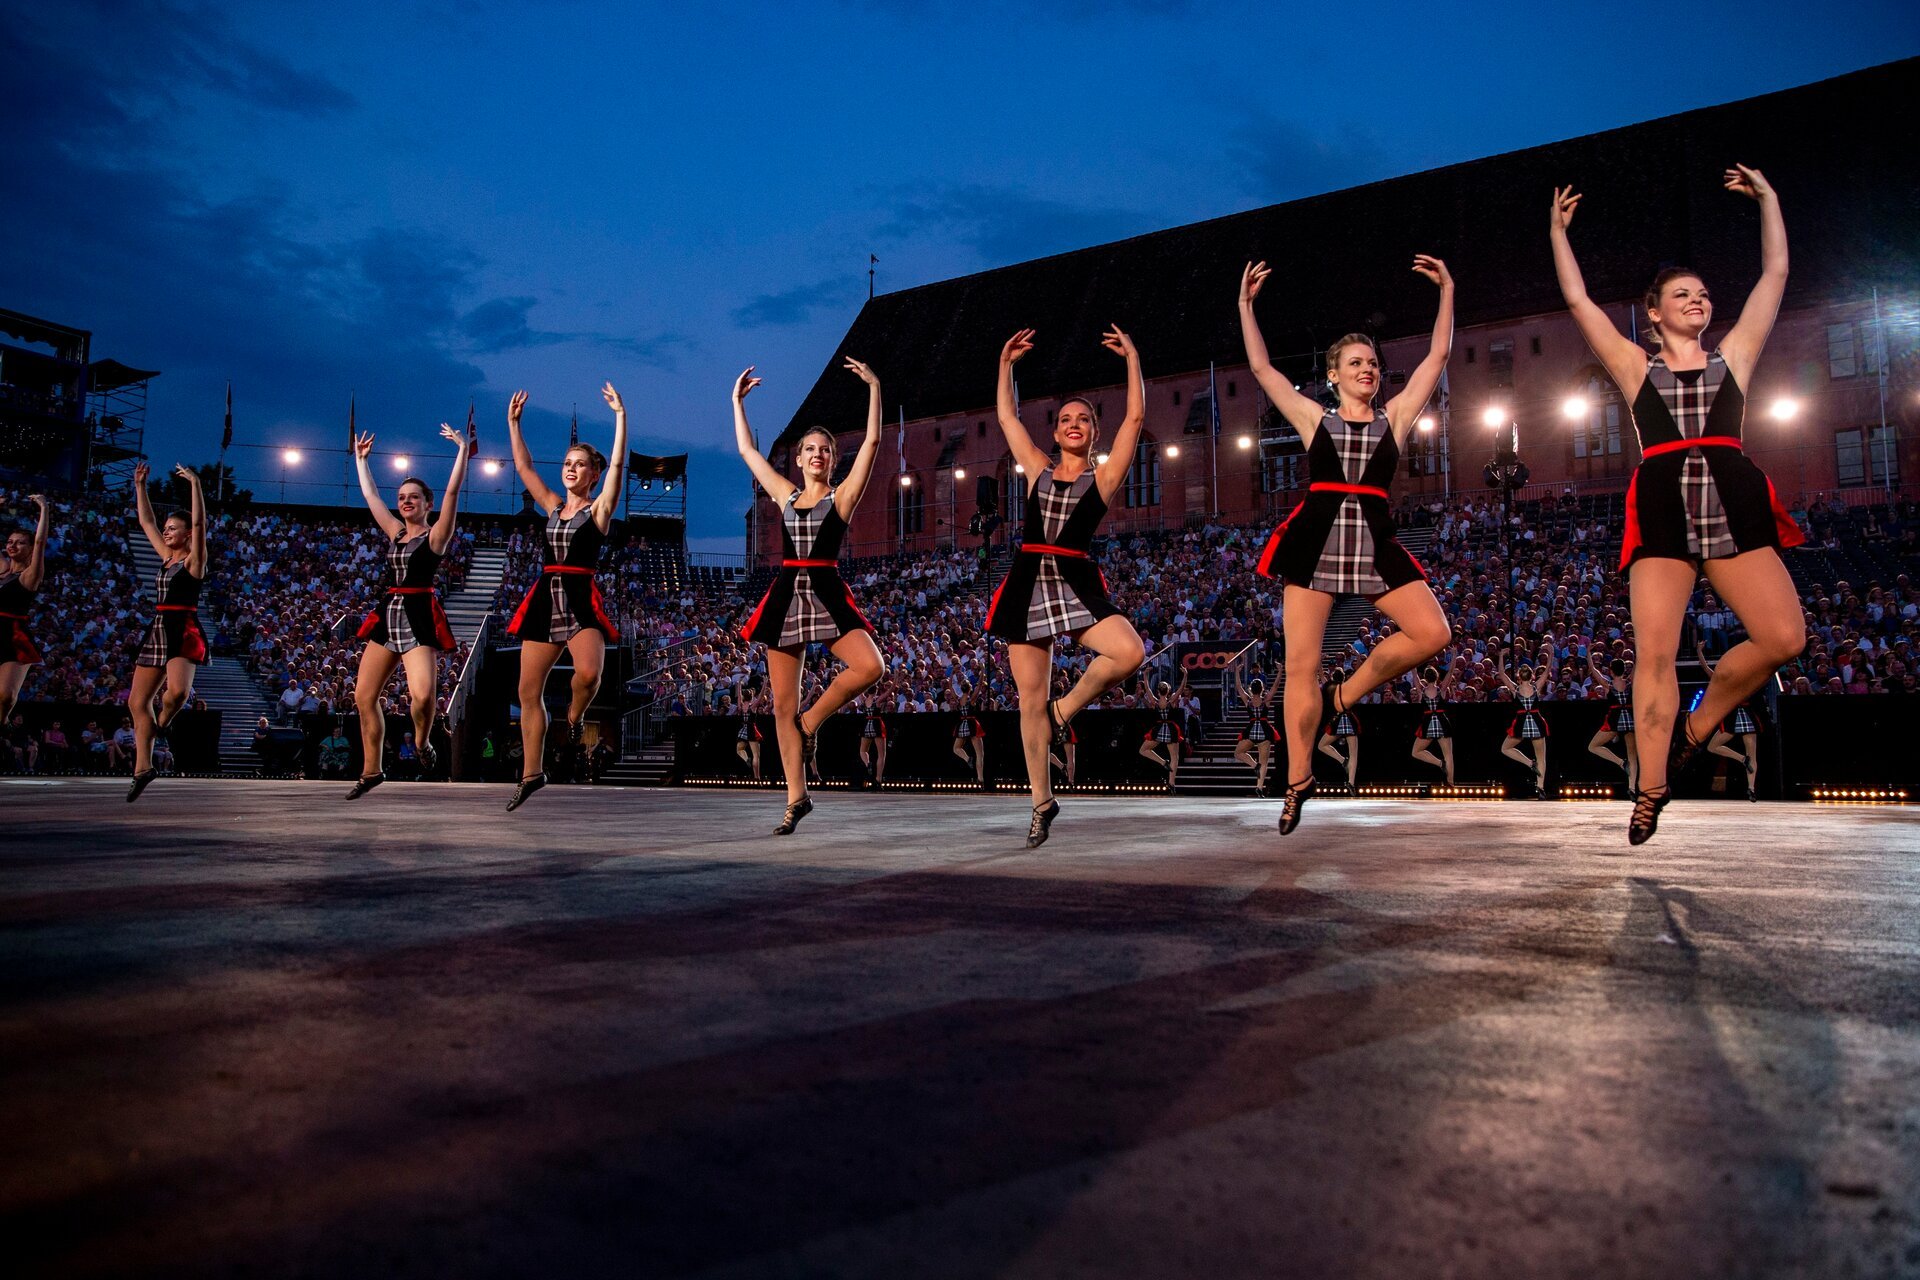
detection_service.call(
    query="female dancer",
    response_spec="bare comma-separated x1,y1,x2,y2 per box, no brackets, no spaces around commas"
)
735,686,766,781
1551,168,1806,843
985,326,1149,848
1409,664,1456,786
735,358,886,834
1138,671,1189,787
1587,652,1636,793
504,383,628,811
1315,669,1361,791
950,681,987,787
1695,632,1763,800
1241,256,1455,833
1232,669,1280,796
344,423,471,798
1496,649,1550,798
0,494,49,724
1047,704,1078,792
127,463,208,801
856,690,887,789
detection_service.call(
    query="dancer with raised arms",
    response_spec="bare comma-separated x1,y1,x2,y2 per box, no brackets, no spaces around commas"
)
1241,255,1456,834
127,463,209,802
343,421,472,799
0,494,50,725
735,358,887,835
1232,667,1281,796
503,383,628,811
1549,167,1806,843
985,326,1149,848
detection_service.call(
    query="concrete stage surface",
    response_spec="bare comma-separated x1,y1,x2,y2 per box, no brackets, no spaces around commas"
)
4,780,1918,1279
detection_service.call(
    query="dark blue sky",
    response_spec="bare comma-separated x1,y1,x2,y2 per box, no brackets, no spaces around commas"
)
5,0,1915,548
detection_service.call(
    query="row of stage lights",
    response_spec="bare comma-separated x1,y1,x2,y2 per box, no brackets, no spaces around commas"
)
275,448,674,489
889,396,1806,487
1809,788,1910,802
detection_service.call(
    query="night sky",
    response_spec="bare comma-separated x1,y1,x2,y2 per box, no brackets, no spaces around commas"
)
4,0,1915,549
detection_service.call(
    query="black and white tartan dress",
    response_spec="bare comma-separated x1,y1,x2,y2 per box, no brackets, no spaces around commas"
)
742,489,870,648
1619,352,1804,571
507,507,620,644
1605,684,1635,734
1256,409,1424,595
1419,692,1452,741
356,532,456,654
136,558,208,668
1722,698,1760,736
985,467,1119,642
1507,691,1549,741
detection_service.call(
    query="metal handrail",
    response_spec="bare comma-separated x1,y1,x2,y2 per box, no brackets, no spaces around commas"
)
446,613,492,734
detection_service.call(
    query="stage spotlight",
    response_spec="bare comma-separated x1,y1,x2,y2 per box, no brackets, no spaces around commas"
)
1768,397,1800,421
1096,453,1109,465
1164,444,1180,458
282,449,302,465
899,475,913,487
953,468,965,480
1561,396,1589,419
1417,416,1435,432
1482,406,1507,428
392,455,409,470
1236,435,1253,449
1014,463,1025,474
481,459,501,476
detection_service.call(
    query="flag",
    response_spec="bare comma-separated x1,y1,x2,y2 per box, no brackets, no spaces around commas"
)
221,383,233,451
570,405,579,446
1208,362,1221,437
467,400,477,452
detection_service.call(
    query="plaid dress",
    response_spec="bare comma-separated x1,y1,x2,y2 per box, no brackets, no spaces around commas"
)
136,559,208,668
1723,700,1759,735
1507,691,1548,741
1605,685,1635,733
985,467,1119,642
1620,352,1804,571
742,489,871,648
1239,702,1276,743
507,507,619,643
1420,693,1452,740
1256,410,1424,596
0,569,43,666
356,533,456,654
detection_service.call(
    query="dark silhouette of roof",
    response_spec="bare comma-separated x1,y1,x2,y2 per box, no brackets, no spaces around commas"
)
782,58,1920,445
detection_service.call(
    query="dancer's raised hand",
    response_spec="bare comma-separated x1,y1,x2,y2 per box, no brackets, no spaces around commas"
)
1240,261,1272,305
353,432,375,458
843,357,879,385
1411,254,1452,289
1550,186,1582,232
133,462,150,486
507,390,527,427
1723,163,1772,202
602,381,625,415
173,463,200,488
1000,329,1035,366
1100,324,1137,359
438,424,463,449
733,367,761,401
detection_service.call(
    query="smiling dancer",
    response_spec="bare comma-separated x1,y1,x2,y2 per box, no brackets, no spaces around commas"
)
735,358,887,835
0,494,49,725
1241,255,1455,834
1550,167,1806,843
503,383,628,811
127,464,209,801
985,325,1149,848
343,423,472,798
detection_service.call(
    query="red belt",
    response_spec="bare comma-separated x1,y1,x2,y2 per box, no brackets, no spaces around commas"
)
1642,435,1743,459
541,565,596,576
155,605,198,613
387,587,436,595
1018,543,1089,558
1310,482,1390,498
781,559,837,568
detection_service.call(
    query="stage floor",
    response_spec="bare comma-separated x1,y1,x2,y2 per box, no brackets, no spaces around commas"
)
4,779,1918,1279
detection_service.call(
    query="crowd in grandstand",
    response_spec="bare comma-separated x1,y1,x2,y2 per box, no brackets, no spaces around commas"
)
1,483,1915,772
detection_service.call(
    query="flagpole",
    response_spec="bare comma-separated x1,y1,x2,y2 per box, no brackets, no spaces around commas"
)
1208,362,1220,517
218,382,232,504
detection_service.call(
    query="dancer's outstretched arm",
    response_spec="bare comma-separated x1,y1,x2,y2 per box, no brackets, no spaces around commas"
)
835,359,884,519
590,382,627,533
994,331,1053,478
732,367,797,505
1240,261,1329,443
506,391,563,514
19,493,49,591
132,463,167,559
1386,256,1454,441
430,423,472,554
1549,186,1648,396
1717,165,1787,387
1093,326,1146,503
176,464,208,577
353,433,403,540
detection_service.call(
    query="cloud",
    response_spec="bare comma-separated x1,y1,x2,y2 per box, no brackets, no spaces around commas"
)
875,184,1155,267
729,278,863,329
461,298,690,369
